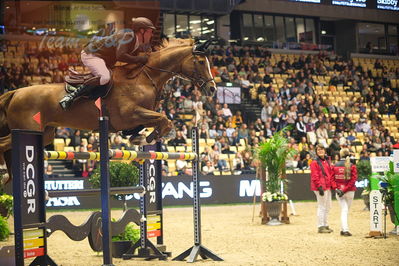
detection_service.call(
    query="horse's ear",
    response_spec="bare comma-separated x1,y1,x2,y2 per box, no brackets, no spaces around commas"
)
161,37,169,48
193,39,214,55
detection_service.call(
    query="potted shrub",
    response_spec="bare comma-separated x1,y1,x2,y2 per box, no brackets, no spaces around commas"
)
356,160,372,210
256,128,296,225
111,222,140,258
90,161,139,211
0,194,13,218
378,162,399,229
0,215,10,241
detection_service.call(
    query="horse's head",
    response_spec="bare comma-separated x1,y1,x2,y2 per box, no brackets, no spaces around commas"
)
180,39,217,97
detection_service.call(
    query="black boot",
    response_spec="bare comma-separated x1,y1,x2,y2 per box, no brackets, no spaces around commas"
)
59,76,101,110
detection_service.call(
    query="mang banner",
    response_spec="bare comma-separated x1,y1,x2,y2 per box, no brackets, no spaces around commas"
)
45,173,364,210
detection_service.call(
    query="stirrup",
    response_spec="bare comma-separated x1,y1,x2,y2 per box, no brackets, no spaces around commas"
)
59,94,75,110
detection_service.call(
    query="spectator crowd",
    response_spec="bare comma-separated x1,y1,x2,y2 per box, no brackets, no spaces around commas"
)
1,38,399,177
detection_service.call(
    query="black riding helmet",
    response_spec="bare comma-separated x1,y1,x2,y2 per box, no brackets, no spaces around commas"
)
131,17,156,31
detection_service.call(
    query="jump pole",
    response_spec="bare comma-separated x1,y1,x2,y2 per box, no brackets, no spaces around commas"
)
99,116,114,266
173,127,223,262
123,142,170,260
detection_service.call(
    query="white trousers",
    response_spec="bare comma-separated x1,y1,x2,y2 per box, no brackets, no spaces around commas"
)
314,190,332,228
336,191,355,232
81,51,111,85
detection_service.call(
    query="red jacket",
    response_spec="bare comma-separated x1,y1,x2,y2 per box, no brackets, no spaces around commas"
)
310,158,334,191
332,160,357,192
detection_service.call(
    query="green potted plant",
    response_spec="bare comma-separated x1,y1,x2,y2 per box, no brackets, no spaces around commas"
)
256,128,297,225
356,159,372,210
378,162,399,229
90,161,139,211
0,215,10,241
0,194,13,218
111,222,140,258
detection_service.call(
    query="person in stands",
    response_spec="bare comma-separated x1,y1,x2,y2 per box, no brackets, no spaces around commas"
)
332,150,357,236
310,144,334,233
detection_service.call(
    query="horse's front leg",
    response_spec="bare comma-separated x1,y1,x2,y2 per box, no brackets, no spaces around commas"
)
127,106,173,145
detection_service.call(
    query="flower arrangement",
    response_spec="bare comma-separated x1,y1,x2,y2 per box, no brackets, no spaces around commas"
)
256,127,297,195
262,192,288,203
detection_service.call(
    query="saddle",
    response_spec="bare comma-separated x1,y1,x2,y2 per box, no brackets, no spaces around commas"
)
64,68,113,100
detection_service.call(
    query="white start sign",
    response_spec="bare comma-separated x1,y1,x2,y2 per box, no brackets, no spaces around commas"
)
369,190,383,234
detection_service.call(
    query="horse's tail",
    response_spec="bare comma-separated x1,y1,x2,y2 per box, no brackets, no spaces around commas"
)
0,91,16,164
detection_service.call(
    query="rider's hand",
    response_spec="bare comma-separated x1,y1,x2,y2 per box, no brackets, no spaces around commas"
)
136,56,148,64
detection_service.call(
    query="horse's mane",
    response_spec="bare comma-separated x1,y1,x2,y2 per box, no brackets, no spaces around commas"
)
121,38,195,78
152,38,194,52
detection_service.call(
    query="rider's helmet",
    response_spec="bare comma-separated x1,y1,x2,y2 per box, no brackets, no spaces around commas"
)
131,17,156,31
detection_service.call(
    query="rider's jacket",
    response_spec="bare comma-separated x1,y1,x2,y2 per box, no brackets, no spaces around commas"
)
83,31,140,67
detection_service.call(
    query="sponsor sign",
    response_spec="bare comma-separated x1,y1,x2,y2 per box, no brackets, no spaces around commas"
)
45,173,364,209
15,134,45,225
370,156,391,173
23,228,44,239
289,0,321,3
332,0,367,7
377,0,399,10
147,214,161,238
12,130,49,264
24,248,45,259
23,238,44,249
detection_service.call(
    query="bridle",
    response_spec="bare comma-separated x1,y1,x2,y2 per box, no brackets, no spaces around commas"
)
142,52,214,99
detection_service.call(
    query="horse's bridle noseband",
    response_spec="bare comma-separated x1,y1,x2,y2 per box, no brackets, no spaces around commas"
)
142,53,214,97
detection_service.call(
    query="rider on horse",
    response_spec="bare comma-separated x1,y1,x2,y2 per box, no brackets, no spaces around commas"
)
59,17,155,110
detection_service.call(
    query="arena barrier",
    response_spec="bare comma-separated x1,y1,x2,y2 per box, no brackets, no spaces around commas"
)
12,116,222,264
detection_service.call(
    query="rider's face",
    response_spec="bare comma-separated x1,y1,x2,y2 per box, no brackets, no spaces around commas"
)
140,29,153,44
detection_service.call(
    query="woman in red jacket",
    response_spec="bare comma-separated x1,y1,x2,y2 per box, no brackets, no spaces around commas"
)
310,145,335,233
332,151,357,236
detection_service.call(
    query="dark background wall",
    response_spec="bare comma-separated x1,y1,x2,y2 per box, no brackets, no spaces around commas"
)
335,20,358,56
234,0,399,24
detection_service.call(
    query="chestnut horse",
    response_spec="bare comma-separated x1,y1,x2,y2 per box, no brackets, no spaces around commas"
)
0,39,216,187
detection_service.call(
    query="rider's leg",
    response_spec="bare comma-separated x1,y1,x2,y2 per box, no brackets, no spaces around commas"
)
59,52,110,110
80,51,111,85
59,76,101,110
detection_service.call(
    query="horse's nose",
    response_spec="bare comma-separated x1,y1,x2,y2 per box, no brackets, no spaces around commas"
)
210,86,216,93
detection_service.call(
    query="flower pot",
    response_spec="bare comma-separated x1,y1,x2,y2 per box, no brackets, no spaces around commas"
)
0,204,8,218
112,240,132,258
266,201,282,226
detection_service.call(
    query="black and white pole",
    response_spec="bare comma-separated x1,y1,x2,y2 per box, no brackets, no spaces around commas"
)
139,146,149,255
99,116,114,266
173,127,223,262
123,145,168,260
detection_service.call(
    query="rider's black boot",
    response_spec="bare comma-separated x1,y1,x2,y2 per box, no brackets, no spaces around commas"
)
59,76,101,110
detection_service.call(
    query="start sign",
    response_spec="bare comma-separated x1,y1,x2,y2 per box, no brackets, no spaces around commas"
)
369,190,383,236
